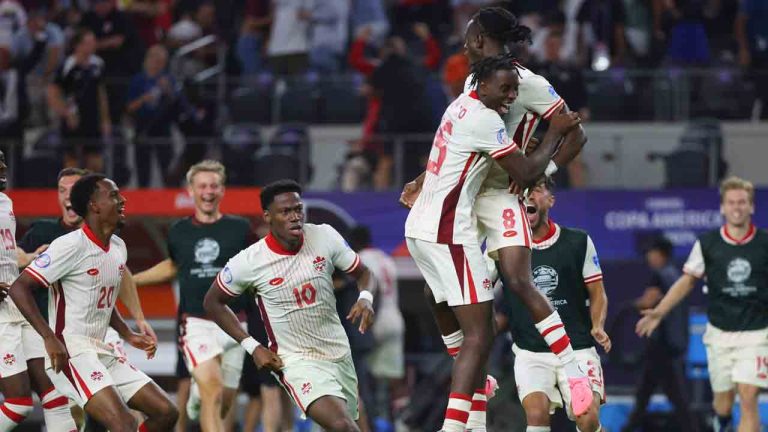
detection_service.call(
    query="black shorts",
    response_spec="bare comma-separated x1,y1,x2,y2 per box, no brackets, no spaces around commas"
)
239,354,279,397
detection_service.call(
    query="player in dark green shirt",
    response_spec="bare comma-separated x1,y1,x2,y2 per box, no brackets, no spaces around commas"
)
133,160,253,432
497,177,609,432
637,176,768,432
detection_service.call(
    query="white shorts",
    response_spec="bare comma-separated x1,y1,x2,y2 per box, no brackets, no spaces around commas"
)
513,345,605,420
703,325,768,392
275,354,359,421
406,238,494,307
475,193,532,260
367,335,405,380
47,351,152,407
103,328,128,359
180,317,246,389
0,320,46,377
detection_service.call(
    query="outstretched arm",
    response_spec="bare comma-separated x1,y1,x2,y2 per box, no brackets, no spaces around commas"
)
586,280,610,352
636,273,697,337
133,258,177,286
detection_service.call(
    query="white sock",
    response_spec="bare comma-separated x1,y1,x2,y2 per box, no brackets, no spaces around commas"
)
466,387,487,429
527,426,551,432
442,330,463,357
40,387,77,432
535,311,580,377
0,397,33,430
576,426,602,432
443,393,471,432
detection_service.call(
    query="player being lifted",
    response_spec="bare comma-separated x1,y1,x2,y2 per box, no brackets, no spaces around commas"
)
10,174,178,432
18,167,157,432
497,177,608,432
401,8,592,429
637,176,768,432
0,152,78,432
405,55,581,432
204,180,376,432
133,160,252,432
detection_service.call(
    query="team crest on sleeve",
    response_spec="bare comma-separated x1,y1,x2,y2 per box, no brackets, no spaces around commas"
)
313,256,327,273
592,255,601,270
222,267,233,284
496,128,506,145
34,253,51,268
548,86,559,99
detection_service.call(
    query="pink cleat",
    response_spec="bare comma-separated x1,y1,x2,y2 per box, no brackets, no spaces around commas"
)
568,376,593,416
485,374,499,400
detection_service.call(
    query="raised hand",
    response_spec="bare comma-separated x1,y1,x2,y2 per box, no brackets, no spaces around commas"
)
347,298,375,334
253,346,284,372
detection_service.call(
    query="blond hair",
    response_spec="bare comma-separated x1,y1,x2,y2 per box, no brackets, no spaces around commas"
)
719,176,754,203
186,160,227,186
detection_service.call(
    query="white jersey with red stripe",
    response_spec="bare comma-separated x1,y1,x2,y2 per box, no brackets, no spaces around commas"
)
216,223,360,363
463,65,565,195
0,192,23,323
405,91,518,245
24,225,127,356
359,247,403,339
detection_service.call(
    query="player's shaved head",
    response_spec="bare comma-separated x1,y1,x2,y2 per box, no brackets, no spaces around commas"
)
70,173,107,217
261,180,302,211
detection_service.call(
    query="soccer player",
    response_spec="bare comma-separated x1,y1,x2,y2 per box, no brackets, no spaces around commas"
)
497,177,608,432
400,7,593,426
9,173,178,432
203,180,376,432
637,176,768,432
19,167,157,432
0,152,77,432
133,160,252,432
405,54,580,432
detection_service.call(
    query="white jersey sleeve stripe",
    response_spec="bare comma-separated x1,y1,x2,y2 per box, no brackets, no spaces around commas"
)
24,267,50,286
584,274,603,284
343,255,361,273
490,142,519,159
215,274,238,297
542,98,565,120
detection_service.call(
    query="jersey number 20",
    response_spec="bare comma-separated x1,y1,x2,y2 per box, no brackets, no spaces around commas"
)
97,286,115,309
426,120,453,175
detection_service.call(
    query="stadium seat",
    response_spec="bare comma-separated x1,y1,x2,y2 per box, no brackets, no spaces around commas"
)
254,152,302,186
229,86,272,124
221,123,263,185
318,79,365,124
277,79,321,123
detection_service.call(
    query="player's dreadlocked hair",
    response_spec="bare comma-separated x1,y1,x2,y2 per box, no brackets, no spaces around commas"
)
472,6,532,46
70,173,107,218
469,53,519,89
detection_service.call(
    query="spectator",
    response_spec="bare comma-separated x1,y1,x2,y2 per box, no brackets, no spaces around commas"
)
126,44,181,187
167,2,217,78
235,0,271,78
12,7,64,125
267,0,310,75
350,0,388,47
442,50,469,99
301,0,349,73
532,30,589,117
654,0,710,65
735,0,768,116
622,237,698,432
125,0,172,48
622,0,653,65
577,0,628,69
47,28,111,173
81,0,138,121
0,0,26,37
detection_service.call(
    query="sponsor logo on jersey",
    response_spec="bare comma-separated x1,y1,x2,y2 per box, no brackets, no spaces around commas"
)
34,253,51,268
503,230,517,237
532,265,558,300
3,353,15,366
87,268,99,276
548,86,559,99
269,277,284,286
194,238,221,265
727,258,751,283
313,256,327,273
90,371,104,382
497,128,506,145
482,278,492,290
222,267,233,284
301,382,313,395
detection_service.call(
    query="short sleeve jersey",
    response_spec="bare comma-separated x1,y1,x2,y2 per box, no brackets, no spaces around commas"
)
682,225,768,331
463,67,565,194
0,193,22,323
215,224,361,363
23,225,127,355
405,91,518,245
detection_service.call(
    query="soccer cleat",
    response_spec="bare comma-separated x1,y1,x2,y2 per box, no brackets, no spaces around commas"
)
485,374,499,400
186,381,201,421
567,376,593,417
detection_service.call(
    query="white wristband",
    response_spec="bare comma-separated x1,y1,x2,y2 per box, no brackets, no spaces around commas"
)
358,290,373,303
240,336,260,355
545,160,558,176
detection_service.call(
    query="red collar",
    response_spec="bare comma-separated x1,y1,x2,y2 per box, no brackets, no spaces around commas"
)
82,223,109,252
533,220,557,244
468,90,479,100
723,223,756,245
265,232,303,255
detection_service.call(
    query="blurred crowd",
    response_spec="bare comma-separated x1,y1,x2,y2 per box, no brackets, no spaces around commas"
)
0,0,766,189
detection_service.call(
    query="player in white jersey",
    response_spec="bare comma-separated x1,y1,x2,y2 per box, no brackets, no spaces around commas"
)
203,180,376,432
401,7,594,427
9,174,178,432
0,151,78,432
405,55,580,432
348,226,405,421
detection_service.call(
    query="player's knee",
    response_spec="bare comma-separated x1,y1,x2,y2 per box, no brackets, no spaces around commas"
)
156,402,179,428
712,396,733,416
575,411,600,432
109,413,138,432
327,417,359,432
525,406,550,426
461,330,492,354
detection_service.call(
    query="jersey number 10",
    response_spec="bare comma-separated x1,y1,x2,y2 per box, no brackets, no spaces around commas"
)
293,283,317,308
